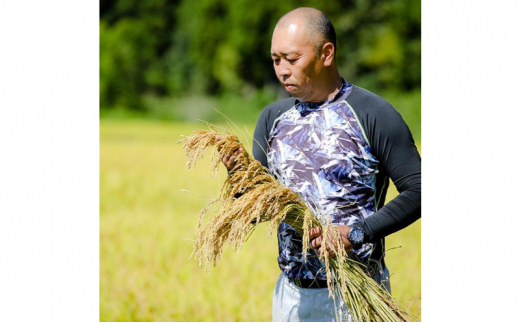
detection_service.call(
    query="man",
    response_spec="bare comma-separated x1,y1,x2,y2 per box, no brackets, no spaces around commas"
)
221,7,421,322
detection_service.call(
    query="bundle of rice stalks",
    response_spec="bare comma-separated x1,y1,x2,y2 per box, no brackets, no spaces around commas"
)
179,127,413,322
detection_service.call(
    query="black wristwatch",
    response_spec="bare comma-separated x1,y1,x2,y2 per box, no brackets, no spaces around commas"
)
347,224,365,249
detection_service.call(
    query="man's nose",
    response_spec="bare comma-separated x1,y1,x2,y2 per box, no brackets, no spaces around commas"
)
279,63,291,79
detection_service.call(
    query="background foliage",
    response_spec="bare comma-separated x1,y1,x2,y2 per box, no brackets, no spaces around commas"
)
100,0,421,139
100,1,421,321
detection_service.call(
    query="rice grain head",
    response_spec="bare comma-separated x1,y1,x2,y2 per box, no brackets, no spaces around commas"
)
179,128,414,322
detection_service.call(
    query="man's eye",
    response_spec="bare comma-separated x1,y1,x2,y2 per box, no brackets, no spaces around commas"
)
273,59,280,64
287,58,297,64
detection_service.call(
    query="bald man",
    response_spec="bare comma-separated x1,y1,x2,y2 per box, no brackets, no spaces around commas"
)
222,7,421,322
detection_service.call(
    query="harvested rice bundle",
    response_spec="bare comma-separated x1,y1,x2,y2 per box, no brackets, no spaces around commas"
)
180,128,413,322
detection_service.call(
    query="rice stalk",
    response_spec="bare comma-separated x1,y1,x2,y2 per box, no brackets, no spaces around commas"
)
179,129,414,322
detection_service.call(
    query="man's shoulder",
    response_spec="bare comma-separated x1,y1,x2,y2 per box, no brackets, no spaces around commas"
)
258,97,297,123
346,85,406,126
347,86,394,112
263,97,297,114
346,85,413,146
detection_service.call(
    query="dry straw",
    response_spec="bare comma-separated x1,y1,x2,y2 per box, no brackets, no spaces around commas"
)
180,127,413,322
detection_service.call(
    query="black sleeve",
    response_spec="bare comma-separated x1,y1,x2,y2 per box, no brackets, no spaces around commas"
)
347,87,421,242
252,106,271,168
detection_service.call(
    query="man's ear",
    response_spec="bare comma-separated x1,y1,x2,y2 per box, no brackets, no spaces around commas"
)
321,42,335,67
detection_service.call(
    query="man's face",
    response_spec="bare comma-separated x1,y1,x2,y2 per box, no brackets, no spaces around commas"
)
271,23,325,102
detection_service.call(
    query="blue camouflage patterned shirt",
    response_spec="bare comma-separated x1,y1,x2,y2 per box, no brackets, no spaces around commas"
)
267,80,379,280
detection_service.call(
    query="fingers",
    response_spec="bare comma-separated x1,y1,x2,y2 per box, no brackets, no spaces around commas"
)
215,135,238,171
309,227,323,250
310,226,343,258
314,238,337,258
223,154,237,170
317,247,335,258
311,234,335,258
215,136,245,171
310,235,322,249
309,226,322,240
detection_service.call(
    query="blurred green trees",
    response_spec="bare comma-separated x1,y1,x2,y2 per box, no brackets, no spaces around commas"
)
100,0,420,138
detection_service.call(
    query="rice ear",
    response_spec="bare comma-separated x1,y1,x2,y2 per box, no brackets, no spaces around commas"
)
180,128,414,322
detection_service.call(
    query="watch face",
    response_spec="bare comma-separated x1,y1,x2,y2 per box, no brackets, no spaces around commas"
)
350,228,364,244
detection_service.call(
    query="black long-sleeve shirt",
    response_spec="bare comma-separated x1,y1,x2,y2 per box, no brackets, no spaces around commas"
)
252,85,421,267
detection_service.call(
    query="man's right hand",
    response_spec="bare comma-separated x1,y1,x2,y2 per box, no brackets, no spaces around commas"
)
215,135,244,172
309,225,353,258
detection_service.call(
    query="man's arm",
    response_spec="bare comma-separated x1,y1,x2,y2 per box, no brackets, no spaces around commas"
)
348,87,421,243
309,88,420,255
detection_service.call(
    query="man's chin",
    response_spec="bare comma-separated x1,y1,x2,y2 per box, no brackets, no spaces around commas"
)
289,92,306,101
286,88,302,99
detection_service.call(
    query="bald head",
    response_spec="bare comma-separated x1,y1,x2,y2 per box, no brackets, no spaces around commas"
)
275,7,336,56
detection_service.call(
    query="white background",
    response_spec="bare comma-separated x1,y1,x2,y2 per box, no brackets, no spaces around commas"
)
0,1,519,322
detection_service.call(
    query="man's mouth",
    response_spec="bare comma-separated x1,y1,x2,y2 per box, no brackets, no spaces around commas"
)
284,83,295,91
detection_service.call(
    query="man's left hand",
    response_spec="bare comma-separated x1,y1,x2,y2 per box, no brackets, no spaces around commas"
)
309,225,353,258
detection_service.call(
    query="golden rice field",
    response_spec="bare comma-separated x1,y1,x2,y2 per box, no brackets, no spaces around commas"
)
100,119,421,321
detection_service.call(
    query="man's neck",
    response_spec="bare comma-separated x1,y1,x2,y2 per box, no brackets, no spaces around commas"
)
325,76,344,101
304,74,343,103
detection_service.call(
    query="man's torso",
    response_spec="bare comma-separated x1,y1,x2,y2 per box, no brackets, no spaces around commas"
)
267,81,380,280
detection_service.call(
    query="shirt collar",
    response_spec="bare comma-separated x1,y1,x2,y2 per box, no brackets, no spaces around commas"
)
295,79,350,117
